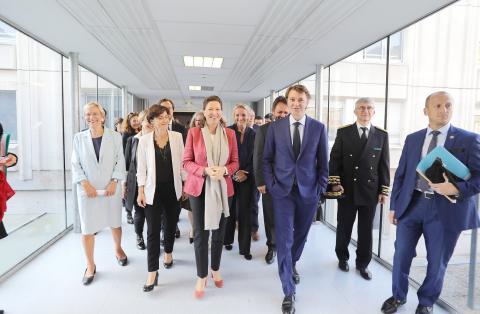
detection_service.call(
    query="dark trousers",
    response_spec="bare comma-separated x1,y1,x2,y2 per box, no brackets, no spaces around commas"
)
251,188,260,232
224,178,253,254
133,202,146,237
262,192,275,248
144,183,179,272
189,188,230,278
335,198,376,268
273,185,317,296
392,192,460,306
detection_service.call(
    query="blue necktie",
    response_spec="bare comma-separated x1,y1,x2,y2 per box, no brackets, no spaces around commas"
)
293,122,301,160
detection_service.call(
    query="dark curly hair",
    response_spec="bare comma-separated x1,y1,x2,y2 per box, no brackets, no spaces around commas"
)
0,122,3,141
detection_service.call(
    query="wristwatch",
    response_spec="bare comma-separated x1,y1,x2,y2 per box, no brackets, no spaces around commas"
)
111,178,118,183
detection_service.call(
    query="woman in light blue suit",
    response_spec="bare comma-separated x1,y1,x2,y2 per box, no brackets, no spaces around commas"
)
72,101,127,285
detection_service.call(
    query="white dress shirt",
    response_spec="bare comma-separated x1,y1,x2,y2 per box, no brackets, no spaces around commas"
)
356,122,372,138
421,123,450,158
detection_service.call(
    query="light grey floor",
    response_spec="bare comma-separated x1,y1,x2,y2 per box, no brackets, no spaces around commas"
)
0,213,451,314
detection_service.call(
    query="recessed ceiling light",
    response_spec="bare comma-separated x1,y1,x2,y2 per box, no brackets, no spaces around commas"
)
189,85,201,91
183,56,224,69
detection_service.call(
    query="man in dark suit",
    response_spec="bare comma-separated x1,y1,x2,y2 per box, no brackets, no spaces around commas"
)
381,91,480,314
329,97,390,280
263,85,329,314
253,96,289,264
158,98,187,241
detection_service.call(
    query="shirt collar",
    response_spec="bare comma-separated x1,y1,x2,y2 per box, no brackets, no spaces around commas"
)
289,114,306,126
427,123,450,136
356,122,371,131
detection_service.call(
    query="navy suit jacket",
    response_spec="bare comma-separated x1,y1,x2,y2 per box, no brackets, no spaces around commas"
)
390,125,480,232
262,115,329,204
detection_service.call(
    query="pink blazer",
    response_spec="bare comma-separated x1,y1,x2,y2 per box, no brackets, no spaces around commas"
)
183,127,239,197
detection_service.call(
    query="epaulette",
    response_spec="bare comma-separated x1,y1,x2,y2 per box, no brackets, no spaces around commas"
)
375,126,388,133
338,123,353,129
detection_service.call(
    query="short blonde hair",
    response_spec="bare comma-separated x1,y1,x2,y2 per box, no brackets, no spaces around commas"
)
138,109,149,123
84,101,106,118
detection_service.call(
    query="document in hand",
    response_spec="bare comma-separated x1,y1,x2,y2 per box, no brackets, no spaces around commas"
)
416,146,471,203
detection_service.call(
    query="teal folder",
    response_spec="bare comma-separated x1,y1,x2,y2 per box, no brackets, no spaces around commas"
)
416,146,471,181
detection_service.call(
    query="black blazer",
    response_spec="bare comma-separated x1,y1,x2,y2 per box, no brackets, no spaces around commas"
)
228,124,255,175
171,121,187,144
253,122,271,187
329,123,390,206
124,135,139,211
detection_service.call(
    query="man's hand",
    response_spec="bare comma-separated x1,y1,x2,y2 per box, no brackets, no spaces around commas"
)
430,173,459,196
388,210,397,225
378,194,387,205
121,183,126,199
257,185,266,194
235,170,248,183
332,184,344,193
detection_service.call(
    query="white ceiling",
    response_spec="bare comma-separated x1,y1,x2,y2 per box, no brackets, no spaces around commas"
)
0,0,455,105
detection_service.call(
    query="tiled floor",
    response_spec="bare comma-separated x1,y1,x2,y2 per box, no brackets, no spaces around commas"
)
0,211,451,314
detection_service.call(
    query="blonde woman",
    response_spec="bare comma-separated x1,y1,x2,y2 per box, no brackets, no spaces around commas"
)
71,101,127,286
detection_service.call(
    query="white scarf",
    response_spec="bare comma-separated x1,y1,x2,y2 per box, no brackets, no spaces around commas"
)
201,125,230,230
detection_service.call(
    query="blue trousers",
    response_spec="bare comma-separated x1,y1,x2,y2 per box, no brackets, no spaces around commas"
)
273,185,317,296
392,192,460,306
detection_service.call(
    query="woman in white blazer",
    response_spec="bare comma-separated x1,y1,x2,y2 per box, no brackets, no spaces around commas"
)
71,102,127,286
136,104,186,292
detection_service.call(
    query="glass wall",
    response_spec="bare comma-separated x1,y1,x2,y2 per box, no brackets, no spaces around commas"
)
0,22,69,276
98,76,122,129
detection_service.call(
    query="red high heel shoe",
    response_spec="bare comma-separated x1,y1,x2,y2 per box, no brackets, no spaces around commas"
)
211,272,224,288
194,278,207,299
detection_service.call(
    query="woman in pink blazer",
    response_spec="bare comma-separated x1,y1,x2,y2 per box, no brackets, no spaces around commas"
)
183,95,239,299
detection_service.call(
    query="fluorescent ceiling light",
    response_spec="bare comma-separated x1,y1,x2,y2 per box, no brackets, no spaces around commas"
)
183,56,224,68
212,57,223,68
183,56,194,67
189,85,201,91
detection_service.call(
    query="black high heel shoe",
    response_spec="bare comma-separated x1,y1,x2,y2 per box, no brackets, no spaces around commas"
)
143,271,159,292
82,265,96,285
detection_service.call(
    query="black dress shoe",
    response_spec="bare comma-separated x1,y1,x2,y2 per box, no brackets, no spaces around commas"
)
357,267,372,280
381,296,406,314
243,253,253,260
136,235,146,250
126,212,134,224
117,256,128,266
175,225,181,238
225,244,233,251
163,259,174,269
292,266,300,284
143,271,158,292
282,295,295,314
415,305,433,314
82,265,96,285
338,260,349,272
189,237,194,244
265,248,276,264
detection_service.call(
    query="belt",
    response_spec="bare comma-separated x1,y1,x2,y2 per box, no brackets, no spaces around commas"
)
414,189,434,199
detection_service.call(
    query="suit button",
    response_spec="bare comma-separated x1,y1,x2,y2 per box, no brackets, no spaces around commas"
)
349,154,353,157
368,179,371,182
355,166,358,170
370,166,373,170
372,154,376,158
354,178,357,182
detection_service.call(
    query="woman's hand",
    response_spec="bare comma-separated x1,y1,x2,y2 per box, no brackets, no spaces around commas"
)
0,154,16,167
204,167,223,181
105,180,117,196
235,170,248,183
121,183,126,199
137,187,146,208
81,180,98,198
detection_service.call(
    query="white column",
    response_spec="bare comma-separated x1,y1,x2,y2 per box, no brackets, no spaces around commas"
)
121,86,129,115
315,64,325,122
69,52,81,233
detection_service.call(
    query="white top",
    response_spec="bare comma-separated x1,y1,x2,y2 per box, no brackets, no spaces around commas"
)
289,114,306,145
421,123,450,158
136,130,186,204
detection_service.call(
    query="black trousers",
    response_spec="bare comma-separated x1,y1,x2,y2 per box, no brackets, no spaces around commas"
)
251,188,260,232
144,183,179,272
262,191,275,248
133,203,145,237
335,198,376,269
189,188,230,278
224,178,253,255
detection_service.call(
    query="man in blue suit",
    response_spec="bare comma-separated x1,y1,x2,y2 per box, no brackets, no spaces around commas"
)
381,91,480,314
263,84,329,314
